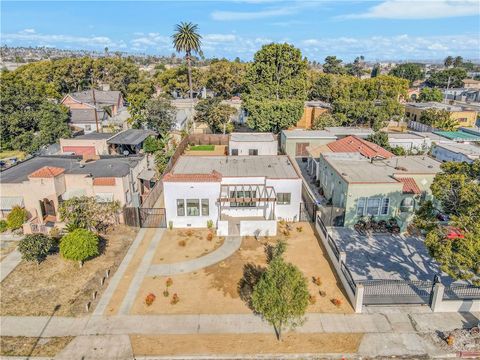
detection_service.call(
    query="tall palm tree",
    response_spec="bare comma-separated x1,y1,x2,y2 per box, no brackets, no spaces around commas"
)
172,22,202,99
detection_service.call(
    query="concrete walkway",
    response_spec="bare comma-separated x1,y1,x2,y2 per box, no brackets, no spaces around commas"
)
0,248,22,282
147,236,242,276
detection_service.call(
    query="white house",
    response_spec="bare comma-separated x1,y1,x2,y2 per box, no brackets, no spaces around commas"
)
431,142,480,163
387,132,432,152
163,155,302,236
228,133,278,156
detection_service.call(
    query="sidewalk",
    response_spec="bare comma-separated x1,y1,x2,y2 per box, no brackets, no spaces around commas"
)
0,248,21,282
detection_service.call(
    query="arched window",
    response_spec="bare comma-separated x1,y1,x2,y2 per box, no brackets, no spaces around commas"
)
400,197,414,212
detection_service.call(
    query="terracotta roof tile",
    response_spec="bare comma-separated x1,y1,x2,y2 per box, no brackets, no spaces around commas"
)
163,170,222,183
327,136,394,159
28,166,65,178
396,177,421,194
93,177,116,186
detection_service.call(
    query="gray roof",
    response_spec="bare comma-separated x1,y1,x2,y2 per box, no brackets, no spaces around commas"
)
74,132,115,140
322,155,442,184
304,100,332,109
405,102,467,112
230,132,276,142
70,109,106,124
107,129,156,145
0,155,143,184
282,130,337,139
434,142,480,159
172,156,300,179
387,132,424,140
325,127,374,136
70,90,122,105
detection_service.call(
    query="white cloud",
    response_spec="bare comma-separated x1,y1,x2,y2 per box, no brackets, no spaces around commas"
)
211,2,320,21
2,29,126,48
203,34,237,42
131,32,170,50
342,0,479,20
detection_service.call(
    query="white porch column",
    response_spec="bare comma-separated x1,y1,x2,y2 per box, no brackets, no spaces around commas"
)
430,283,445,312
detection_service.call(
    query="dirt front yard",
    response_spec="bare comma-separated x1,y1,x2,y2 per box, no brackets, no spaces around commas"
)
130,333,363,356
0,337,73,357
152,228,224,264
0,225,137,316
130,222,352,315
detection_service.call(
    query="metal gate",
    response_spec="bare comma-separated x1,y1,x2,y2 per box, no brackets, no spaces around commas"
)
361,279,435,305
300,183,317,222
139,208,166,228
123,207,166,228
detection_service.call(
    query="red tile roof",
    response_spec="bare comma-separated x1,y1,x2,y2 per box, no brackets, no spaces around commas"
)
396,177,421,194
93,177,116,186
163,170,222,183
327,136,394,159
29,166,65,178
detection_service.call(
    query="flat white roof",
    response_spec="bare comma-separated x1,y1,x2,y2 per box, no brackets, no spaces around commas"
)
387,132,425,140
435,142,480,158
325,127,374,136
230,132,276,142
172,156,299,179
282,130,337,139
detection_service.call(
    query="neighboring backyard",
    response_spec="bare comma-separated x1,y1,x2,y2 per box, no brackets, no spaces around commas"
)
0,226,137,316
107,222,353,315
184,145,226,156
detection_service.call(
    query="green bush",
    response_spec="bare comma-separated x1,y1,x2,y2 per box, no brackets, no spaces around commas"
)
0,220,7,233
60,229,99,266
7,206,27,230
18,234,55,263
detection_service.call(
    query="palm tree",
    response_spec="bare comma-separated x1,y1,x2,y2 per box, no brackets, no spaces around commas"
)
172,22,202,99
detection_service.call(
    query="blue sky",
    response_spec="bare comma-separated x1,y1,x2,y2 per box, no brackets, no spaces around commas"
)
1,1,479,61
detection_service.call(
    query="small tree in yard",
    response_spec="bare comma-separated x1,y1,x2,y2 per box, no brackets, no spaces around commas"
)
251,255,309,340
7,206,27,230
18,234,55,264
60,229,99,267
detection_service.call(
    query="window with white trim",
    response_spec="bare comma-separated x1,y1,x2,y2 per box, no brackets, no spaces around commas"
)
201,199,209,216
186,199,200,216
366,198,381,216
381,198,390,215
177,199,185,216
276,193,291,205
356,197,366,216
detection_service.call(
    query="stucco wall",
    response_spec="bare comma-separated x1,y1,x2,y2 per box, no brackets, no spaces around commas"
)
283,138,335,157
266,178,302,221
228,140,278,156
240,220,277,236
388,137,431,151
432,145,474,163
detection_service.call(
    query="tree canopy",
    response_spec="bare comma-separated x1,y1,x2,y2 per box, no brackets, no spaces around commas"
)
418,87,443,102
194,98,236,133
426,68,467,88
206,60,247,98
389,63,424,86
419,109,457,131
322,56,345,75
414,160,480,284
245,99,304,133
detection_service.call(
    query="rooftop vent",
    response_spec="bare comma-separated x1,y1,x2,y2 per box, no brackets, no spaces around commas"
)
395,166,408,171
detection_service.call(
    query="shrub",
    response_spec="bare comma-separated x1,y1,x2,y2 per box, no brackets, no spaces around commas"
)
178,240,186,247
331,298,342,307
171,293,180,305
163,290,169,297
319,290,327,297
206,232,213,241
60,229,99,266
7,206,27,230
186,229,193,237
168,221,173,230
145,293,156,306
207,220,213,229
312,276,322,286
166,278,173,287
18,234,55,264
49,227,61,239
0,220,7,233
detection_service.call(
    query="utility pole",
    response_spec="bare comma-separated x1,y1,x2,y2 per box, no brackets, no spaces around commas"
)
92,87,100,133
444,75,451,104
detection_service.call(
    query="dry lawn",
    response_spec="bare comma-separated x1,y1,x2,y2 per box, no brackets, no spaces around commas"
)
0,226,137,316
184,145,226,156
152,228,224,264
0,336,73,357
130,333,363,356
130,222,352,315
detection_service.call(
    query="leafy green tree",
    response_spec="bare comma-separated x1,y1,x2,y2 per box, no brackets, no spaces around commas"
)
347,56,365,78
206,60,247,98
366,131,390,149
60,229,99,266
18,234,55,264
322,56,345,75
426,68,467,88
419,109,457,131
155,65,206,98
444,56,454,68
194,99,237,133
245,43,308,101
245,99,304,133
311,112,340,130
6,206,27,230
59,196,120,233
389,63,424,86
371,63,380,78
251,256,309,340
415,160,480,284
418,87,443,102
453,56,463,68
140,98,176,134
172,22,202,99
143,136,162,154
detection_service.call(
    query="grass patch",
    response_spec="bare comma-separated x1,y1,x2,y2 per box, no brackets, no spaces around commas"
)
0,150,26,160
189,145,214,151
0,336,74,357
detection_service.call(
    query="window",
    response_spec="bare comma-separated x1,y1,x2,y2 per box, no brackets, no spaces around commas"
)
231,149,238,156
177,199,185,216
356,197,366,216
201,199,209,216
186,199,200,216
457,117,467,123
400,197,414,212
248,149,258,156
85,124,92,131
277,193,291,205
96,193,114,203
381,198,390,215
230,190,256,207
366,198,381,216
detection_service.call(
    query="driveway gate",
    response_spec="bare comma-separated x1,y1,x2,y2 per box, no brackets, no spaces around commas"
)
139,208,166,228
361,279,435,305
